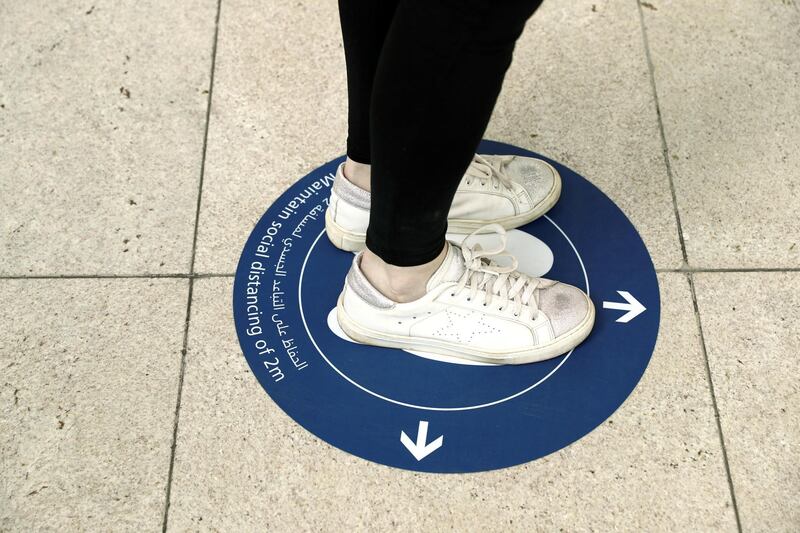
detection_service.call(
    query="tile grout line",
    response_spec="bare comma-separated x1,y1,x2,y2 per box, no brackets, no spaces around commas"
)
0,273,236,280
636,2,742,531
4,268,800,281
656,267,800,274
161,0,223,531
634,0,688,268
687,272,743,531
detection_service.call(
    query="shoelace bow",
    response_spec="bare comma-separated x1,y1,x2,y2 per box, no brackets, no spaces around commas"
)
452,224,554,318
464,154,515,190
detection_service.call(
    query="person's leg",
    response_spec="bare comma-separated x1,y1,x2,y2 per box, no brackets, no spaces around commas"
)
362,0,543,299
337,0,399,190
335,0,595,364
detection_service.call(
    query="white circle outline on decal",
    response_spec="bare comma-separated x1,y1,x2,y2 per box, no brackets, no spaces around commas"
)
298,214,590,412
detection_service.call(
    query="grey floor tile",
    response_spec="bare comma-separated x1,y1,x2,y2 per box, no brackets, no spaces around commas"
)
694,272,800,531
642,1,800,268
0,1,217,276
486,0,684,269
166,274,736,531
0,279,188,531
193,0,347,273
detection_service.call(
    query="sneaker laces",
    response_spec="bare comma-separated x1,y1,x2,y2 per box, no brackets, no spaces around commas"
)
453,223,554,318
464,154,515,190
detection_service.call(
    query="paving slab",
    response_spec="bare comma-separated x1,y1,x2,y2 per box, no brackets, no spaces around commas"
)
166,274,736,531
0,0,217,275
193,0,347,273
195,0,682,274
641,0,800,268
487,0,684,270
694,272,800,531
0,279,187,531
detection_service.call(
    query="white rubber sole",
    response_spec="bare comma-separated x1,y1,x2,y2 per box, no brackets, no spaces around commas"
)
336,292,595,365
324,160,562,252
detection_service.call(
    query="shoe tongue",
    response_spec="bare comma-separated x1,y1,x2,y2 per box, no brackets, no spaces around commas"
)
426,242,465,291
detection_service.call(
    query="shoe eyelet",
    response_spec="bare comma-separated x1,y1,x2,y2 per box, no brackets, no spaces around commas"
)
513,313,518,317
498,307,503,311
467,297,471,301
450,293,455,297
482,303,487,307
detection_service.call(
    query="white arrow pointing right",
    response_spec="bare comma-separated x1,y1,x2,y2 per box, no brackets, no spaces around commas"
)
602,291,646,323
401,421,443,461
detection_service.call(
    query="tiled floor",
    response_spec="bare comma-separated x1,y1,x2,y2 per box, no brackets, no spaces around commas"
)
1,0,798,531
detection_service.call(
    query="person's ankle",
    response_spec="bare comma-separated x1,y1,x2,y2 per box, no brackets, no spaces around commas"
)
343,157,371,191
360,245,447,303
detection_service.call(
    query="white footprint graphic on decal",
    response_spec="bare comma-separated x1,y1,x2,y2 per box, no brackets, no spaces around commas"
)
328,229,554,366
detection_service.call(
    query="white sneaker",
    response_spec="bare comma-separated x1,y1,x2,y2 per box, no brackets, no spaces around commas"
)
325,154,561,251
336,225,594,365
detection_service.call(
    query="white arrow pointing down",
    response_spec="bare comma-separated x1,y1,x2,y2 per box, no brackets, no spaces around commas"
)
603,290,646,323
401,421,443,461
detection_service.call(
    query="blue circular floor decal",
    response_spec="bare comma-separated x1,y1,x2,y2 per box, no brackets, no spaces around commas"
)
233,140,660,473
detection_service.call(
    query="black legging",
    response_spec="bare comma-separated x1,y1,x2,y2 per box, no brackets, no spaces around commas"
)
339,0,543,266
